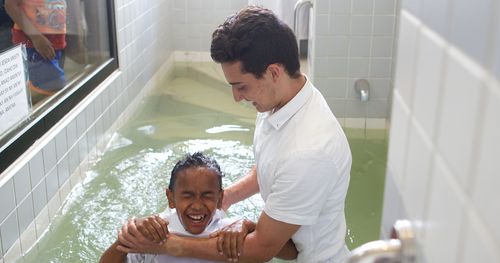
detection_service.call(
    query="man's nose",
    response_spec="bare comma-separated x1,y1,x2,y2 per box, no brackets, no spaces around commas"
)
232,87,243,102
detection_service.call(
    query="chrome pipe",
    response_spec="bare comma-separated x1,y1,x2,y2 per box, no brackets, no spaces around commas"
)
347,220,417,263
348,239,402,263
293,0,313,45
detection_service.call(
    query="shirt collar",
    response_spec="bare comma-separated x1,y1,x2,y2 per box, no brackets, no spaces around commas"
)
266,77,313,130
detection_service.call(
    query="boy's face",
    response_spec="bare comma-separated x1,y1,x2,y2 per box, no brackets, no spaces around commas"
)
221,61,278,113
166,167,223,235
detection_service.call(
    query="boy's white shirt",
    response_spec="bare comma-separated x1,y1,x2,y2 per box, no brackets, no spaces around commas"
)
126,209,235,263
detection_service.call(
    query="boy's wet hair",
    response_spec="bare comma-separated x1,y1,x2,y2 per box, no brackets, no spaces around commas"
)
210,6,301,79
168,152,223,191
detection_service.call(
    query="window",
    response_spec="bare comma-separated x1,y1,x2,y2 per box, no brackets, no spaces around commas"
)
0,0,118,174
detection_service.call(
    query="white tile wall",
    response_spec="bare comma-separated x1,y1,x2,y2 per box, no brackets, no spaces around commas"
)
436,49,483,188
411,28,445,138
173,0,247,52
383,2,500,261
420,0,450,37
423,158,464,263
472,85,500,245
312,0,398,118
449,0,495,65
401,120,432,223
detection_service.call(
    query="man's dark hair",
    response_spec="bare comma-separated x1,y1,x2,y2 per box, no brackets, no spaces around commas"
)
168,152,223,191
211,6,301,79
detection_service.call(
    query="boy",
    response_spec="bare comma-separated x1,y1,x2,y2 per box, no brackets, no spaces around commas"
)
100,152,238,263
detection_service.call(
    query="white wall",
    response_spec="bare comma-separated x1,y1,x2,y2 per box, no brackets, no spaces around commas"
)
0,0,174,261
382,0,500,262
310,0,398,119
172,0,248,52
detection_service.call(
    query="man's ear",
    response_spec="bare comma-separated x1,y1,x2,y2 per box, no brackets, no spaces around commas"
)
267,63,282,82
166,189,175,209
217,190,224,209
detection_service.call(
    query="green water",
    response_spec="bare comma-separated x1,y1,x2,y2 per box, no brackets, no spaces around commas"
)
20,66,387,262
344,129,388,249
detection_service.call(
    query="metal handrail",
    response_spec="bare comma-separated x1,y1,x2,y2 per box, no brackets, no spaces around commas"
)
347,220,417,263
293,0,313,45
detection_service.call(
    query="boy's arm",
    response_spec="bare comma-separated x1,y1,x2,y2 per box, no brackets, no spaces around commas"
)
222,165,259,210
100,216,168,263
4,0,55,59
100,241,127,263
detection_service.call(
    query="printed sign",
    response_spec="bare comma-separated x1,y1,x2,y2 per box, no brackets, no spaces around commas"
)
0,45,30,136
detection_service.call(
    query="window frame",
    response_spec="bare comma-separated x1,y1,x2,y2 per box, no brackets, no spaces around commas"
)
0,0,119,174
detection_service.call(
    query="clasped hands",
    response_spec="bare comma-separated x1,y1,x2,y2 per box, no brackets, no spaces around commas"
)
115,215,255,262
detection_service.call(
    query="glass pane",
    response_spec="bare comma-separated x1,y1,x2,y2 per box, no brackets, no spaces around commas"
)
0,0,116,172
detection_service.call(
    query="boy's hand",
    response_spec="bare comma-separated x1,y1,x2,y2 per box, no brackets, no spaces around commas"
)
135,215,169,243
209,219,256,262
116,217,168,254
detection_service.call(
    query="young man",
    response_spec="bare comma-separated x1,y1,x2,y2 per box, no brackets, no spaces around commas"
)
100,152,238,263
118,6,351,263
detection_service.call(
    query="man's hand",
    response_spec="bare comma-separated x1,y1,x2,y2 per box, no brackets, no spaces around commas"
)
209,219,256,262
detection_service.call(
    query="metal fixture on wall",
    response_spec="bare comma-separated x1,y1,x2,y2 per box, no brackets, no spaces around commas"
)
293,0,313,56
347,220,417,263
354,79,370,102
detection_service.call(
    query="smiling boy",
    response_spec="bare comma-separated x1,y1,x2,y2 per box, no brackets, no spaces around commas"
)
100,152,235,263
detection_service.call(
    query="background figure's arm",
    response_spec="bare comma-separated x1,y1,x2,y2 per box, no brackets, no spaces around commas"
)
222,165,259,210
100,241,127,263
4,0,55,59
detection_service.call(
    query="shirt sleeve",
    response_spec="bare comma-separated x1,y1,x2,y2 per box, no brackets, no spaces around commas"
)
263,150,341,225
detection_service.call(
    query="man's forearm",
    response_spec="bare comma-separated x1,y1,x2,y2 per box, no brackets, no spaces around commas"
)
167,226,295,263
168,234,271,263
275,239,298,260
166,235,239,262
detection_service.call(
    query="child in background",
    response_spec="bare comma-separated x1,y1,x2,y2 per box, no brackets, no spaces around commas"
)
5,0,66,99
100,152,242,263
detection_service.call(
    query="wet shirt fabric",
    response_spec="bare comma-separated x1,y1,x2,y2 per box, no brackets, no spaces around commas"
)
254,78,352,263
126,209,235,263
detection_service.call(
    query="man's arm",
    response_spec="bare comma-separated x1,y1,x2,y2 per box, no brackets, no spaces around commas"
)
275,239,298,260
118,212,299,263
222,165,259,210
